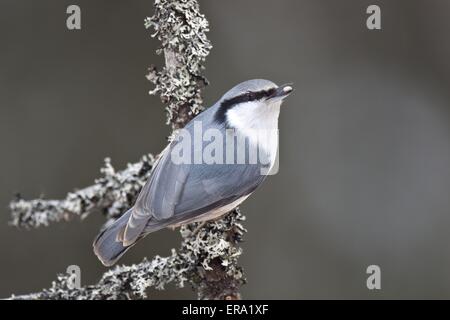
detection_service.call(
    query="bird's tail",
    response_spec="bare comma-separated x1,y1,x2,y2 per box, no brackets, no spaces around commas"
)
93,208,135,267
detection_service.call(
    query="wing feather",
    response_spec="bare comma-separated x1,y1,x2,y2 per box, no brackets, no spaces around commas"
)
123,107,268,244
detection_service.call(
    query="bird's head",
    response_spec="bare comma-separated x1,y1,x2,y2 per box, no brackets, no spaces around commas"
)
214,79,293,130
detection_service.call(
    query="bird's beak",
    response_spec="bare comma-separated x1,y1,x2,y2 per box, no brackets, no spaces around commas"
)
268,83,294,101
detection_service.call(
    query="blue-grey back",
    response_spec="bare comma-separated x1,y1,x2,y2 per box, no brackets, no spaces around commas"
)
134,103,267,221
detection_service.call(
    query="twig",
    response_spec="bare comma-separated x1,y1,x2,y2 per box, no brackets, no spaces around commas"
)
10,155,154,229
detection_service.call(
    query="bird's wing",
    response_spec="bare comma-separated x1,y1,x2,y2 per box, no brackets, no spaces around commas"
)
123,143,266,245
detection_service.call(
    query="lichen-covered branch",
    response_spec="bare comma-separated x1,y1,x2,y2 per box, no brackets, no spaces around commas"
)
11,210,246,300
8,0,246,300
10,155,155,229
145,0,212,130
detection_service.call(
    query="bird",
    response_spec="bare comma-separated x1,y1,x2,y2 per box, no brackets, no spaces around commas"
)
93,79,293,266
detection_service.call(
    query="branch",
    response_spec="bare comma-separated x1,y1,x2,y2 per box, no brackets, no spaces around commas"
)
8,0,246,300
10,155,155,229
145,0,211,130
10,210,245,300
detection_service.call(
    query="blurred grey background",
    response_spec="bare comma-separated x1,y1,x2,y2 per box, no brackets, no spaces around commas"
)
1,0,450,299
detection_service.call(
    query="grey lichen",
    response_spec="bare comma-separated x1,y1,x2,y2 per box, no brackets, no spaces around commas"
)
10,155,155,229
8,0,246,300
145,0,212,129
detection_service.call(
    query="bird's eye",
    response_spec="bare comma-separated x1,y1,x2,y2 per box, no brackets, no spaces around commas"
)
266,88,276,97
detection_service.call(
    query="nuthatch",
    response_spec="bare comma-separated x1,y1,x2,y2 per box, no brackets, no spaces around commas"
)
94,79,293,266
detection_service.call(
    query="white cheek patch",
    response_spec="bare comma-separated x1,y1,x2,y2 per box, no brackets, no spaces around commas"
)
226,101,281,163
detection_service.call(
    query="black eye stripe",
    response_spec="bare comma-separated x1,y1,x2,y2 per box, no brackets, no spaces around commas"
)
214,87,277,124
223,88,277,108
